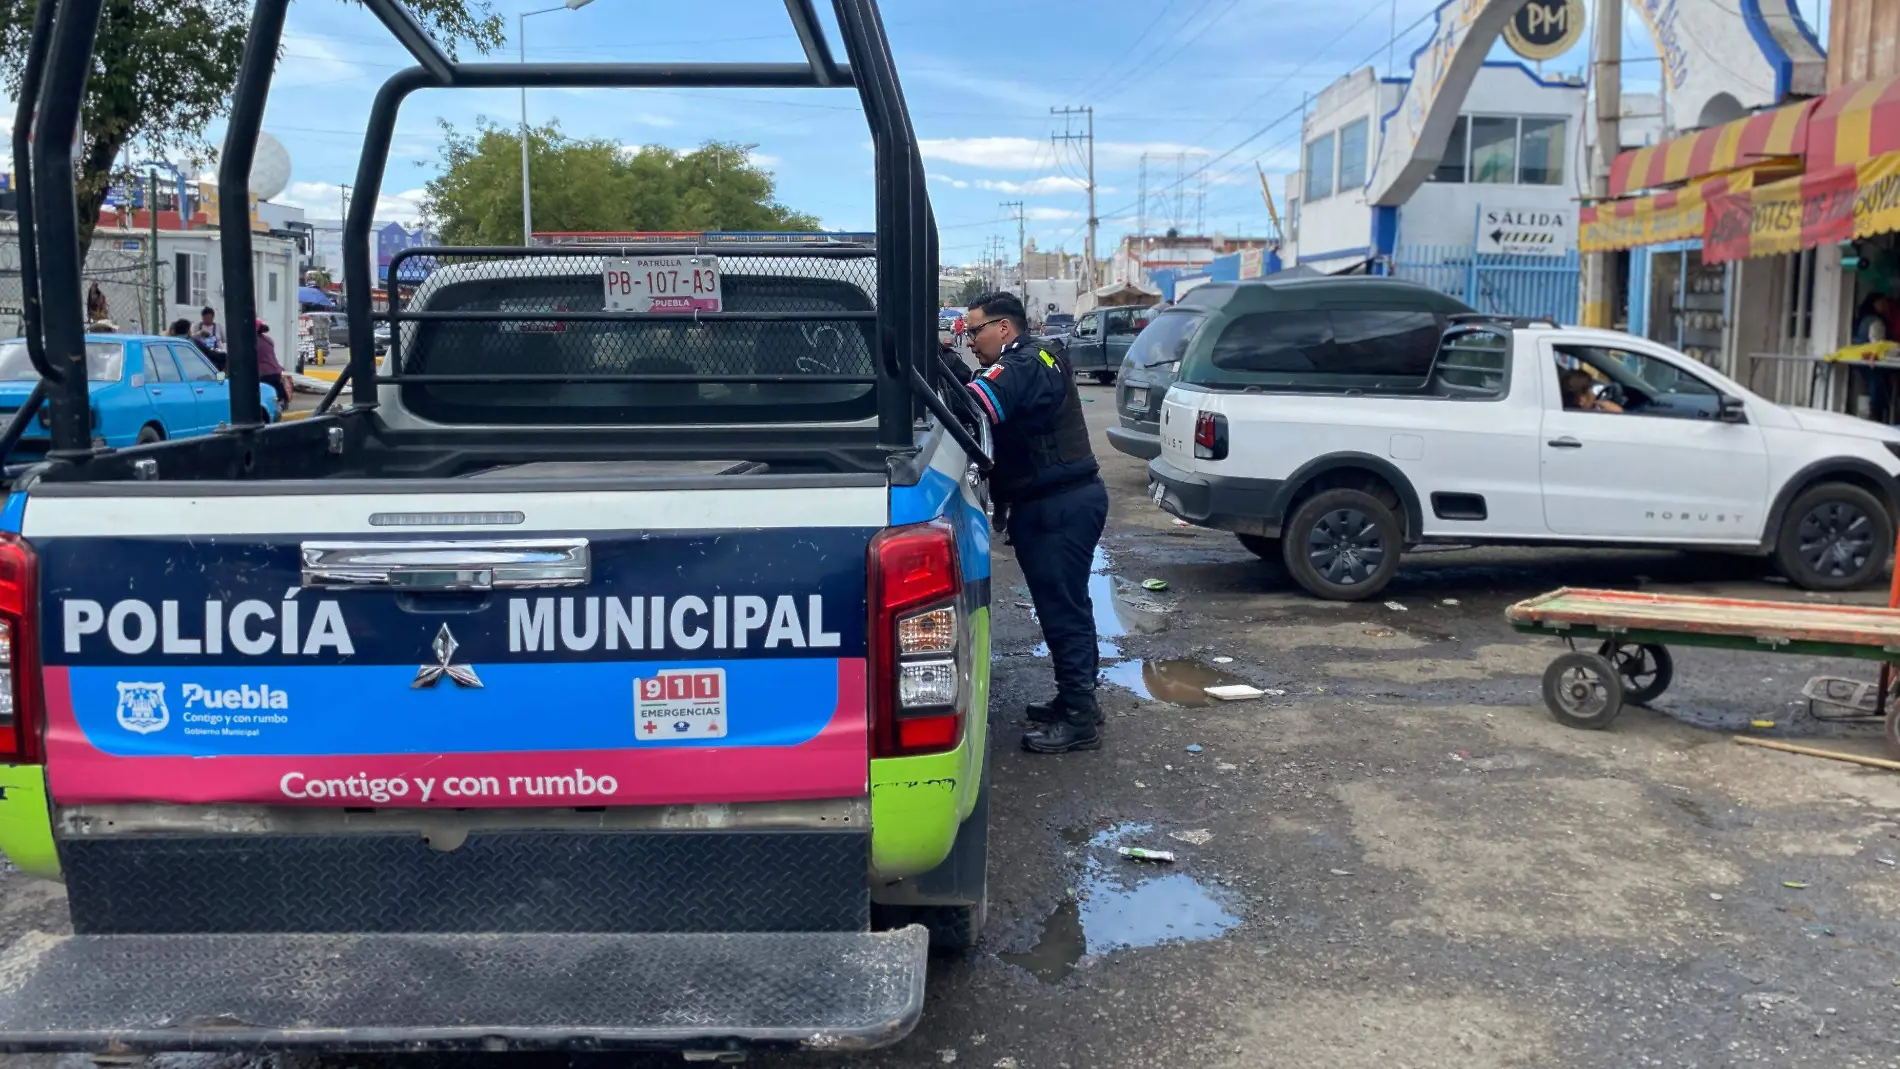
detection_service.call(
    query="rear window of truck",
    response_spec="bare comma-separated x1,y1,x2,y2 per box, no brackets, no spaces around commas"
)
396,266,877,426
1192,307,1445,391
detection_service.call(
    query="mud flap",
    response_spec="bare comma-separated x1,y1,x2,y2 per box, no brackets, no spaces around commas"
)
0,927,928,1053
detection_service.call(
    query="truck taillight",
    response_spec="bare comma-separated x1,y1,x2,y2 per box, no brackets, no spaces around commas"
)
0,535,42,763
869,521,963,757
1194,411,1228,460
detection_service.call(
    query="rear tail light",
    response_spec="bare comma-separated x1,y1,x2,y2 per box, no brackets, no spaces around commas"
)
869,521,964,757
1194,410,1228,460
0,535,42,763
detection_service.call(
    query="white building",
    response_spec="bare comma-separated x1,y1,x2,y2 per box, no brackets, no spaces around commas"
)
0,224,297,346
1286,63,1586,297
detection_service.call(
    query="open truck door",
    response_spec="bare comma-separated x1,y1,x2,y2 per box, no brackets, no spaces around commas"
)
0,0,995,1056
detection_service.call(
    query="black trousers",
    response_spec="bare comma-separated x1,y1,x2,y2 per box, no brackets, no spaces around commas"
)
1006,477,1109,718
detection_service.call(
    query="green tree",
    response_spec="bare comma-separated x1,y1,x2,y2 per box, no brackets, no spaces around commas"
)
0,0,503,256
422,120,820,243
954,277,988,307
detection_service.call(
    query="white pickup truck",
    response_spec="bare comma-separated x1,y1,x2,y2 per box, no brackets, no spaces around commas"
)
1147,296,1900,600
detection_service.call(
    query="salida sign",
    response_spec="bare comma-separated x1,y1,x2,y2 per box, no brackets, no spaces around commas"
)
1478,206,1576,256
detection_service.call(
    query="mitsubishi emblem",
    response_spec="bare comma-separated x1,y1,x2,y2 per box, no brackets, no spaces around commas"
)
413,624,483,689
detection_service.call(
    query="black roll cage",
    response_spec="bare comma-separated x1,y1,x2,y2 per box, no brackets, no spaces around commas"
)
10,0,989,475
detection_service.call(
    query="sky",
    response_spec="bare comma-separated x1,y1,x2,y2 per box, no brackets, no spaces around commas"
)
6,0,1830,267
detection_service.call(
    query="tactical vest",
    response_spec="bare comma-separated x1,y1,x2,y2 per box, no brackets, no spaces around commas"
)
991,345,1098,503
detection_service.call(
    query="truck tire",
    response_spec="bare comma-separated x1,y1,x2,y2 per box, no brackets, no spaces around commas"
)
1282,487,1402,601
1235,533,1278,560
1775,482,1894,592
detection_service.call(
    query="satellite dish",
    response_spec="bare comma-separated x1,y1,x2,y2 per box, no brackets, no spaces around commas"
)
249,132,291,202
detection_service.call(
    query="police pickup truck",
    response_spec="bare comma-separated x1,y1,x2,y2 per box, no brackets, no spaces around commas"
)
0,0,992,1056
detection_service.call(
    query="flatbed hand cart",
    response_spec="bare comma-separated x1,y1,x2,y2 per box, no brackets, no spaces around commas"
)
1506,588,1900,758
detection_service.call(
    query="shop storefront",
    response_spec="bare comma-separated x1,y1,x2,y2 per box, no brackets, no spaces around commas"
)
1582,73,1900,414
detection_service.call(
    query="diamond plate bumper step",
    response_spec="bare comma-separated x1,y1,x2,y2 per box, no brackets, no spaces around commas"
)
0,927,929,1053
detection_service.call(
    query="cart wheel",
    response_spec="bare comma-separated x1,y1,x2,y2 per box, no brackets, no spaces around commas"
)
1542,652,1626,730
1597,641,1673,706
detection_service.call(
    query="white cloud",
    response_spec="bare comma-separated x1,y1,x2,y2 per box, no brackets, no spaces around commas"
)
975,176,1085,196
277,180,427,225
749,150,781,166
275,31,369,89
1024,207,1082,221
919,137,1211,172
929,173,970,189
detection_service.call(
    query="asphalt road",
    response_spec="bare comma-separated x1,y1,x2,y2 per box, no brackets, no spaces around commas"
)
5,376,1900,1068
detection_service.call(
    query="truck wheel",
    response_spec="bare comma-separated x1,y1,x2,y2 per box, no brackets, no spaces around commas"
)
1282,488,1402,601
1776,482,1893,591
1235,533,1279,560
914,891,987,954
1092,370,1115,385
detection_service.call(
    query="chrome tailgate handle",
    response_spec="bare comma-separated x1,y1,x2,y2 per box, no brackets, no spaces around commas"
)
301,539,591,590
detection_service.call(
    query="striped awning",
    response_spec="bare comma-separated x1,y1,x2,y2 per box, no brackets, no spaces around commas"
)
1608,100,1815,197
1702,150,1900,264
1581,172,1761,253
1805,73,1900,171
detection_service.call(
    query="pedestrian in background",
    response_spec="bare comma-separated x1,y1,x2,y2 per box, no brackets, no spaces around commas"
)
255,319,289,409
169,319,224,370
191,306,224,356
961,290,1109,754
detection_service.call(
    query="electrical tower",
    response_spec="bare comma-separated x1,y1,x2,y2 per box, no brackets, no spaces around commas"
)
1050,105,1095,293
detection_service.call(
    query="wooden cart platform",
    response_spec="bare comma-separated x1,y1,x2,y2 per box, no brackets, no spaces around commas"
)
1505,588,1900,755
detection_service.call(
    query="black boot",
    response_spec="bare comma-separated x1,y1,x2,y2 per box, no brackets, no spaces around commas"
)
1024,699,1061,723
1022,716,1100,754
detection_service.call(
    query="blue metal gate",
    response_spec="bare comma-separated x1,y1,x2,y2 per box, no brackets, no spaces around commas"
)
1391,243,1581,323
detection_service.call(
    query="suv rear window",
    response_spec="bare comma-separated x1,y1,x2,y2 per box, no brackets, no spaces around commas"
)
1205,309,1442,388
396,262,877,426
1126,312,1204,367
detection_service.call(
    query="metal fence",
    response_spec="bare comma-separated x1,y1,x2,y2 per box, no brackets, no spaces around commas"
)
1391,243,1581,324
0,224,168,338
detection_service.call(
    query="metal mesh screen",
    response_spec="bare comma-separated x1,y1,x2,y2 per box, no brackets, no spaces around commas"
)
389,250,881,426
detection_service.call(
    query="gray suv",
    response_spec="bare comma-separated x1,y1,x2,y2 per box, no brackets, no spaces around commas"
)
1105,307,1205,460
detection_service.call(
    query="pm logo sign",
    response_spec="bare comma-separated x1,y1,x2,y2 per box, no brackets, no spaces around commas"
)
1479,207,1577,257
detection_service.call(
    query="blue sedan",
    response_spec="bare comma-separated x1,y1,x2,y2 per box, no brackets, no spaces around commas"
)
0,334,280,458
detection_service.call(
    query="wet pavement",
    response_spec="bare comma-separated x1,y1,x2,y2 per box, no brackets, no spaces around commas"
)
5,380,1900,1067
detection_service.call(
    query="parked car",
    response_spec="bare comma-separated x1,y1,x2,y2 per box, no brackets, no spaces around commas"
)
1111,279,1470,463
0,333,280,458
1148,287,1900,600
1065,305,1145,384
1040,312,1076,340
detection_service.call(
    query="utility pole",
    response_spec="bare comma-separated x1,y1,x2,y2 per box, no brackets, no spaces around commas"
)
1582,0,1621,329
148,169,160,333
1051,105,1096,293
1000,200,1025,294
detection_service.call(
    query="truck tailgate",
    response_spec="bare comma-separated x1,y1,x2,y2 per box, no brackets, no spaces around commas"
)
27,479,881,810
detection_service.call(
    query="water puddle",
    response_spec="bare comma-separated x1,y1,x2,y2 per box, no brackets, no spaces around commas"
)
1100,657,1254,707
1028,546,1170,659
1002,822,1241,984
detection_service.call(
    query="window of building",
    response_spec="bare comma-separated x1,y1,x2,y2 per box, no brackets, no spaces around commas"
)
267,270,279,303
173,252,207,307
1337,118,1369,191
1432,116,1568,185
1431,116,1468,183
1287,197,1300,241
1519,117,1566,185
1304,132,1335,201
1470,116,1519,184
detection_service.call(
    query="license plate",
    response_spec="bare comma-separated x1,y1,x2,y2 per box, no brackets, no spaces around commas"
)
1125,390,1149,413
604,256,723,314
634,668,728,740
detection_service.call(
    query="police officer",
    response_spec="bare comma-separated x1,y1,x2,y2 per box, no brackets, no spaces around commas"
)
961,291,1109,754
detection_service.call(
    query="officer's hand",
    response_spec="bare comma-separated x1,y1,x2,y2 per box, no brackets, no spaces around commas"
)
991,502,1010,534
